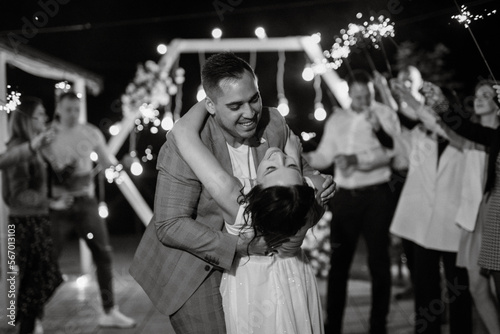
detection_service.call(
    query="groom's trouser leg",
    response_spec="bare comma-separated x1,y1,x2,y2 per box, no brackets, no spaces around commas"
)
170,269,226,334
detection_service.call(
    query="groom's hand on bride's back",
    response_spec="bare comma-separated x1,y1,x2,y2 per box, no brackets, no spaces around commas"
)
236,234,288,256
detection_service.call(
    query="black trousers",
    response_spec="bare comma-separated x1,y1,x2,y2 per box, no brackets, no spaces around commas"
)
411,243,472,334
50,196,114,310
326,183,393,334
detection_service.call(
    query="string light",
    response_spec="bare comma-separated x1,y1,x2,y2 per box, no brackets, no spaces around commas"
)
196,85,206,101
141,147,155,163
55,81,72,91
301,132,317,141
98,202,109,218
310,32,321,44
313,75,326,121
276,50,289,116
90,151,98,162
76,274,90,289
130,157,143,176
255,27,267,39
212,28,222,39
302,65,315,81
157,43,168,55
104,164,123,184
277,97,289,116
314,103,327,121
161,111,174,131
139,103,157,120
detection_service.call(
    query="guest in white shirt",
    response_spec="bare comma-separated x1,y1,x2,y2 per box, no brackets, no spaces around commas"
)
389,83,472,334
305,69,399,334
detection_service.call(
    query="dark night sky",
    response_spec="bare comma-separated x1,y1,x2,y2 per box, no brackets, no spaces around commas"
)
1,0,499,232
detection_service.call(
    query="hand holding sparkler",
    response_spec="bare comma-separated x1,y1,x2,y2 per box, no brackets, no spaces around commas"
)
390,80,419,109
30,128,56,151
420,81,449,115
451,2,497,83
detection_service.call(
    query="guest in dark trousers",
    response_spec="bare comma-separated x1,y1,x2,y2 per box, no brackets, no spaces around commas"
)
305,70,400,334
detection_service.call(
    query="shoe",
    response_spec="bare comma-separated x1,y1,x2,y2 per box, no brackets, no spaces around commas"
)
98,306,136,328
34,318,44,334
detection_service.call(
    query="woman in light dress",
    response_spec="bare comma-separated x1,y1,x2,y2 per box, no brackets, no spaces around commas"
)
171,101,325,334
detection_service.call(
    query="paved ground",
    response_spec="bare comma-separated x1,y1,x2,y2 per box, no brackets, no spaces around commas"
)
2,233,475,334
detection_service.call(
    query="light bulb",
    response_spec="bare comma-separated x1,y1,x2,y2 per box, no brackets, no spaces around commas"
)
301,131,317,141
76,275,90,289
277,98,289,117
212,28,222,39
196,86,206,101
98,202,109,218
161,113,174,131
255,27,267,39
314,103,327,121
131,158,143,176
311,33,321,44
157,44,167,55
109,124,120,136
302,66,314,81
90,151,98,162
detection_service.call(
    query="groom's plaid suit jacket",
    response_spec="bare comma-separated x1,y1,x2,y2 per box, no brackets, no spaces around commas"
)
130,107,320,316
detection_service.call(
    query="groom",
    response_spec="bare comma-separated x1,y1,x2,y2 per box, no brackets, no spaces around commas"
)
130,52,334,333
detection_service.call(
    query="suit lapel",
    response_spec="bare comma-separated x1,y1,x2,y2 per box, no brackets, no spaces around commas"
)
250,107,284,168
204,117,233,175
249,136,269,170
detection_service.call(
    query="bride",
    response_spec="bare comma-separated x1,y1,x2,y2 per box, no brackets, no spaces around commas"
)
171,101,326,334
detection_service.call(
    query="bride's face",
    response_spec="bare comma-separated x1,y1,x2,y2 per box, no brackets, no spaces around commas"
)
256,147,303,188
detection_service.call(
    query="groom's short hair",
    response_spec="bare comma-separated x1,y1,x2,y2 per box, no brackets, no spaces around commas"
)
201,52,256,100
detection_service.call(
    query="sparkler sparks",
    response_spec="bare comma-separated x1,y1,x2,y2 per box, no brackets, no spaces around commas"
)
451,0,497,82
452,5,496,28
326,14,395,71
0,90,21,113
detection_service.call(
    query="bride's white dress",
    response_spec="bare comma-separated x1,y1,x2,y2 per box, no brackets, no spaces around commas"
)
221,205,325,334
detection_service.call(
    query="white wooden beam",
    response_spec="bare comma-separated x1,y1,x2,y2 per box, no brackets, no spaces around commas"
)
0,50,10,322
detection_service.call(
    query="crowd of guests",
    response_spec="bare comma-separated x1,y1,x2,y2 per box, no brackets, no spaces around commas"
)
1,54,500,334
306,65,500,333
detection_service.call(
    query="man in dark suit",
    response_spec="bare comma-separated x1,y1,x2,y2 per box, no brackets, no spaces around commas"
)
130,52,334,333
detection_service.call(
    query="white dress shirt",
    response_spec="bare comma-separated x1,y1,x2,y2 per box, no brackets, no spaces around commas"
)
306,101,400,189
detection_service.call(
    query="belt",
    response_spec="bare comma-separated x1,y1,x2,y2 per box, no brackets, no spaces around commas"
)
337,183,387,196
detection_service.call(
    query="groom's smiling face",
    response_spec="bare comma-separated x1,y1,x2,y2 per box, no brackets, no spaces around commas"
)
206,70,262,147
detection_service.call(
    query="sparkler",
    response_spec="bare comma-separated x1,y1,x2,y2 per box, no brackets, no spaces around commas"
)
451,4,496,28
327,14,396,75
0,90,21,113
452,1,497,82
